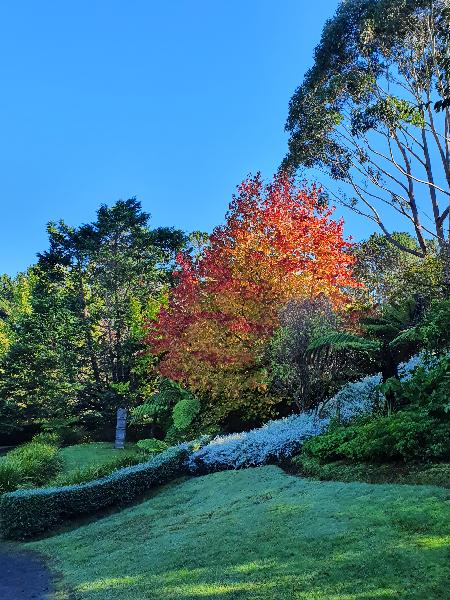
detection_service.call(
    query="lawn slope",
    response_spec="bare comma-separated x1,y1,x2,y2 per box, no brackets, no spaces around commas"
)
30,466,450,600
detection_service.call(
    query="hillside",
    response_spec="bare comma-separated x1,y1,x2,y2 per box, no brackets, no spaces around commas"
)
30,466,450,600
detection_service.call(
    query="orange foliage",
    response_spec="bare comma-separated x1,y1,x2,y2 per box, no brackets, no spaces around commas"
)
147,173,359,424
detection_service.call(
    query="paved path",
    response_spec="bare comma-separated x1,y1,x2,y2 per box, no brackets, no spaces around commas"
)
0,544,54,599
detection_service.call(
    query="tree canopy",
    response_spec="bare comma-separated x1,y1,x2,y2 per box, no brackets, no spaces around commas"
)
148,173,359,427
284,0,450,281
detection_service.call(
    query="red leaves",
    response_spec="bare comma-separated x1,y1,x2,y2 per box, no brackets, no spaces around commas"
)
146,172,360,420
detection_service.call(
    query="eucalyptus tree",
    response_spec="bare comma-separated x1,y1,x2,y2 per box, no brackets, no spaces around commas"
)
352,232,444,305
284,0,450,286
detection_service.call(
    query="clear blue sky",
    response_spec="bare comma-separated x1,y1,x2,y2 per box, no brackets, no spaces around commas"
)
0,0,375,276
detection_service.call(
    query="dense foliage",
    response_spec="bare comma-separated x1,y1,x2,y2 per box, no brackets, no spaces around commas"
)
285,0,450,285
148,173,358,428
0,200,186,442
0,437,62,493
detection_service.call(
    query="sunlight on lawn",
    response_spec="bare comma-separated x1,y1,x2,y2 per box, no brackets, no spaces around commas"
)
31,466,450,600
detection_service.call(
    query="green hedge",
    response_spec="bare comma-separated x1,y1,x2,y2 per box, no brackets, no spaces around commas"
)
0,444,190,540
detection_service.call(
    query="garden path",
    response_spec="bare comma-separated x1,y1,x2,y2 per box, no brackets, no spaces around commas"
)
0,543,54,599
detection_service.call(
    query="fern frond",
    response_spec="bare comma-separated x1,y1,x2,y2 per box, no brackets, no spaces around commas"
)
307,331,380,355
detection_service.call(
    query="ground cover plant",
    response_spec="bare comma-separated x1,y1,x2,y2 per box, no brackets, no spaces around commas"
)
49,442,145,486
188,412,328,472
29,466,450,600
0,438,62,494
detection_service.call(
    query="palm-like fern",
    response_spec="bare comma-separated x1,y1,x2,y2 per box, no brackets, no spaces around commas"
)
308,298,423,384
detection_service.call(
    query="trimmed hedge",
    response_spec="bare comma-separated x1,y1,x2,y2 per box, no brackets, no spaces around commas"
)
0,444,190,540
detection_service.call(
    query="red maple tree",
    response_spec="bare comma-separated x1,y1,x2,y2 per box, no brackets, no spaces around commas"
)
148,173,359,425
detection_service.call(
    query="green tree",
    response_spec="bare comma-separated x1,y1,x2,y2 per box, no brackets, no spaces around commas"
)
0,199,186,439
0,269,82,437
352,232,444,305
284,0,450,286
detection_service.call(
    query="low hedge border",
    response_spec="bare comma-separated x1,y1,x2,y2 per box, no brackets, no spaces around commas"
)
0,444,190,540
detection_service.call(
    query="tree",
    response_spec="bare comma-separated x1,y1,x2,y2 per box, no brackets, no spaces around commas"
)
0,199,186,439
352,232,444,305
148,173,359,427
270,296,351,413
309,298,425,411
0,273,33,357
0,268,82,438
284,0,450,286
37,199,186,397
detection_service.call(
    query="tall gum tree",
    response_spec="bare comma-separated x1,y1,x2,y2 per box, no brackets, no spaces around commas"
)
284,0,450,289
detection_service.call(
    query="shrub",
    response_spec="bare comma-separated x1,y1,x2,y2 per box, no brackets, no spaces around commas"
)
136,438,169,455
320,374,383,422
0,461,23,494
0,441,63,494
0,444,190,540
188,412,328,473
389,354,450,413
303,410,450,463
172,398,200,431
31,432,61,447
320,352,442,423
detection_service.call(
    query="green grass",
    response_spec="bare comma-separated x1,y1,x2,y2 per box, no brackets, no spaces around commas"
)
58,442,139,474
29,466,450,599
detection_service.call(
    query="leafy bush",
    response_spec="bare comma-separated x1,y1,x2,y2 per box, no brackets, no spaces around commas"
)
417,299,450,353
136,438,169,455
131,379,198,439
320,374,383,422
188,412,328,473
0,441,63,493
172,398,200,431
320,352,442,423
31,432,61,447
0,461,23,494
303,410,450,463
0,444,191,540
387,354,450,414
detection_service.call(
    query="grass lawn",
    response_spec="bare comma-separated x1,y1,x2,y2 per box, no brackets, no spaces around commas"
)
58,442,139,474
30,466,450,600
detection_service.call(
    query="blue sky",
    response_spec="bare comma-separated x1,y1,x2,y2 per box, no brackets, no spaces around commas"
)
1,0,377,275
